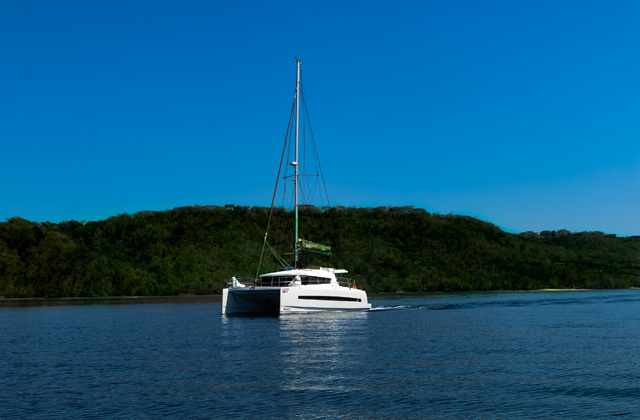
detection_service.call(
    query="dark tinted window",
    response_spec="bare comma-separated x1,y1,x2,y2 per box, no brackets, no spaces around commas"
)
299,296,361,302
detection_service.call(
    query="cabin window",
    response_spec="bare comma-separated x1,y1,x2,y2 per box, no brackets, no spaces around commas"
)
259,275,332,286
301,276,331,285
259,276,295,286
298,296,362,302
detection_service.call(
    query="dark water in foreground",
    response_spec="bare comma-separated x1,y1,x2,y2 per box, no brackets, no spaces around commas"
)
2,290,640,419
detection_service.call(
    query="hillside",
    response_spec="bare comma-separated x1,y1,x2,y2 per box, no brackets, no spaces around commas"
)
1,206,639,298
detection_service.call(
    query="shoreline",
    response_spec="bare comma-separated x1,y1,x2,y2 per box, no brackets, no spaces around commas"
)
3,288,638,307
0,294,222,308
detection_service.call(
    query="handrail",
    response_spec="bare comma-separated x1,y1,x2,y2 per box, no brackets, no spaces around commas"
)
337,277,357,288
226,278,256,287
231,276,359,288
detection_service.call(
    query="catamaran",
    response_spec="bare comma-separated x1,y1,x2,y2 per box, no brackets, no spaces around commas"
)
222,60,371,315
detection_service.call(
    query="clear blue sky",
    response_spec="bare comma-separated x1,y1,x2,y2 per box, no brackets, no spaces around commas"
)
1,0,639,235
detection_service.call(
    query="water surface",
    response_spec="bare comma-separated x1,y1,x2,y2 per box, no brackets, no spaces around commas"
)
2,290,639,418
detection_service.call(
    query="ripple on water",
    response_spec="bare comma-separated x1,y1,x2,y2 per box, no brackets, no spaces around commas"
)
2,290,640,418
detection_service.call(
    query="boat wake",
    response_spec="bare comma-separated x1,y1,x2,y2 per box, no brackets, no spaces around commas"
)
369,291,640,313
370,304,429,311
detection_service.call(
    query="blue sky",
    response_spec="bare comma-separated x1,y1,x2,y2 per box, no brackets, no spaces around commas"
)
1,0,639,235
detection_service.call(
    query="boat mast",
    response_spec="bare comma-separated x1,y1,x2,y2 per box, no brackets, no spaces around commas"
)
294,59,301,268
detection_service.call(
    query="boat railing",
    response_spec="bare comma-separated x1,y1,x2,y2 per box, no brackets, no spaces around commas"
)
237,276,358,288
337,276,357,288
226,278,256,287
257,277,294,287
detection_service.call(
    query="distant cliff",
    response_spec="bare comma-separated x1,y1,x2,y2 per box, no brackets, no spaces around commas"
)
1,206,639,298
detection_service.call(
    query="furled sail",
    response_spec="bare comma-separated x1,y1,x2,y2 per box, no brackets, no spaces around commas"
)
298,238,331,256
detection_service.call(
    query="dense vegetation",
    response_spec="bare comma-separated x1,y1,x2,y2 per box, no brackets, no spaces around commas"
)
1,205,639,298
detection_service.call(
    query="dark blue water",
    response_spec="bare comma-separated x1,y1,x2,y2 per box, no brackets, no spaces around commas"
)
2,290,640,419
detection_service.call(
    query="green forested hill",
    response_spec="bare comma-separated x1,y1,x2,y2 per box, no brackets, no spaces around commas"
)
1,205,639,298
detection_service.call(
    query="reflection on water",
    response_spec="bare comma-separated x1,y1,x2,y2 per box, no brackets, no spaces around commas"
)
278,312,370,395
3,290,640,419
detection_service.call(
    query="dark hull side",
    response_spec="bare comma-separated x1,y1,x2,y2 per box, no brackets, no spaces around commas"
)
223,288,281,315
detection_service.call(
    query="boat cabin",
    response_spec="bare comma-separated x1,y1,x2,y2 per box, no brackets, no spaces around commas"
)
257,267,352,288
259,274,333,287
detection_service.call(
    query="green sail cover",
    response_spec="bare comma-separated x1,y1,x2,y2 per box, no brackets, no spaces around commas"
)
298,239,331,255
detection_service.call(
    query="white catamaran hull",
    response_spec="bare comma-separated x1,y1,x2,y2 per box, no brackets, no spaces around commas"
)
221,61,372,316
222,285,371,315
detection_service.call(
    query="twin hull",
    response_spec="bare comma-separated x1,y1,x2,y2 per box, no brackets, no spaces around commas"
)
222,285,371,315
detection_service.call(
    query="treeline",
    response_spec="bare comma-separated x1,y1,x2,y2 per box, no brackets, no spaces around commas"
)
1,205,639,298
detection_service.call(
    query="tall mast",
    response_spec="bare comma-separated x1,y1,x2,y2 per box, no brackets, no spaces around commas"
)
294,59,301,268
